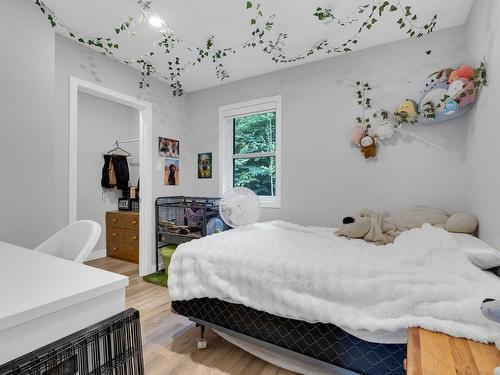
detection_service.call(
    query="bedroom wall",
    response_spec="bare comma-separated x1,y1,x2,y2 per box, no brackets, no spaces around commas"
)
464,0,500,248
77,93,140,252
0,0,56,248
186,27,469,227
55,34,192,261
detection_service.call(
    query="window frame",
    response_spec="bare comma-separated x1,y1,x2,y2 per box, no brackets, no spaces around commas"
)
219,95,282,208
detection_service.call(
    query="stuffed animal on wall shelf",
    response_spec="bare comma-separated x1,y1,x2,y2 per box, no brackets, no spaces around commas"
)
395,99,418,122
349,62,486,159
424,68,453,90
449,65,474,83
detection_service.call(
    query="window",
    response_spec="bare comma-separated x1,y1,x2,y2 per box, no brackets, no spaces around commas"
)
220,96,281,208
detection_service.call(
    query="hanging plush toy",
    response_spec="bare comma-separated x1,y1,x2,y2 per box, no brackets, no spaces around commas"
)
374,121,395,140
359,135,378,158
395,99,418,122
351,124,367,145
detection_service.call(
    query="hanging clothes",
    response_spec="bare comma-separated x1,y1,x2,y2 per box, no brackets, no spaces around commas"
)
101,155,130,191
109,159,117,186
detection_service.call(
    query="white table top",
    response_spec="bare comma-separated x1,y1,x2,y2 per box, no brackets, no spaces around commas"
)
0,241,128,332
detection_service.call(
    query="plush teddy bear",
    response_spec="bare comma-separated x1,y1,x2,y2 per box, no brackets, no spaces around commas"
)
359,135,378,158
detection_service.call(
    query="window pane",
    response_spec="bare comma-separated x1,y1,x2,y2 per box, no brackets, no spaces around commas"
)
233,112,276,155
233,156,276,196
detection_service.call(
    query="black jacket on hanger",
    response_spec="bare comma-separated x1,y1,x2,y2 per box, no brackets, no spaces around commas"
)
101,155,130,191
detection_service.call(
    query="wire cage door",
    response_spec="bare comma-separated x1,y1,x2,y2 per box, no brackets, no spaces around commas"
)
0,309,144,375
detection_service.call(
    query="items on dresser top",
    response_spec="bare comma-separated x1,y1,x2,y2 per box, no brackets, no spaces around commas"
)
106,211,139,264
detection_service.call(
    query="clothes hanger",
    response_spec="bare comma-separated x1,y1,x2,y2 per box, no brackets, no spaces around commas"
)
105,141,131,157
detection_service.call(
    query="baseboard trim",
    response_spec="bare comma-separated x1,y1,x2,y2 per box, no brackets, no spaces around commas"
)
86,249,106,261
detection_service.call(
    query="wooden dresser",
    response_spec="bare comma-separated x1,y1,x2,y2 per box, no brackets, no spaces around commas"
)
406,327,500,374
106,211,139,263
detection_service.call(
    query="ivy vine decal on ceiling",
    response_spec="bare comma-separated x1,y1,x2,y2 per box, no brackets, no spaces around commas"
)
34,0,438,97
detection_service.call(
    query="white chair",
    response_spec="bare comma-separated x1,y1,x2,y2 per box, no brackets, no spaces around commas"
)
34,220,102,263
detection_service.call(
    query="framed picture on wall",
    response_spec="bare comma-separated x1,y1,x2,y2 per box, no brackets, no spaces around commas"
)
198,152,212,179
164,158,180,185
158,137,179,158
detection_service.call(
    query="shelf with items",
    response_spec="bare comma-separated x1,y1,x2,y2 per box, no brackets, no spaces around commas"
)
154,196,227,272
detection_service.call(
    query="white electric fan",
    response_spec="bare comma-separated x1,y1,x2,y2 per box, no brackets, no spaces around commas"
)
219,187,261,228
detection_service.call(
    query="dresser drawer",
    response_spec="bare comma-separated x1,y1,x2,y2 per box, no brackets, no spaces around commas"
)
106,227,126,243
106,212,139,230
125,230,139,246
106,241,139,263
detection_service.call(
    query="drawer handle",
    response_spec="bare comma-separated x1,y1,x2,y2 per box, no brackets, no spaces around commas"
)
132,236,137,240
112,247,118,251
132,220,137,224
113,218,118,222
112,233,118,237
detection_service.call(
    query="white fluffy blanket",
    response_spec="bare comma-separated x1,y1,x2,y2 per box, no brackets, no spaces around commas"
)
168,221,500,343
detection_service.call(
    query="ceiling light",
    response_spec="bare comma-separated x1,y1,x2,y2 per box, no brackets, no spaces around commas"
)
148,14,165,29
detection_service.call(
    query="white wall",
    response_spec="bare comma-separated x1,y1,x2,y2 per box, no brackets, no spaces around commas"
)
55,34,192,266
77,92,140,251
186,27,469,227
0,0,56,248
464,0,500,248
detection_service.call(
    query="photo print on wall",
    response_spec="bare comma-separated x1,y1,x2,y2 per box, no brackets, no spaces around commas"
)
198,152,212,179
158,137,179,158
164,158,180,186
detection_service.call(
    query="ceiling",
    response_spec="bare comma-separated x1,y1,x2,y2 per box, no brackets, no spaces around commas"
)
44,0,474,93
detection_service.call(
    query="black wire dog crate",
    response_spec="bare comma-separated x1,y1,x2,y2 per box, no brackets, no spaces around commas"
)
0,308,144,375
155,196,226,271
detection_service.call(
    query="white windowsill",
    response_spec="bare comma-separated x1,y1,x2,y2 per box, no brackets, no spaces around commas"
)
259,197,281,209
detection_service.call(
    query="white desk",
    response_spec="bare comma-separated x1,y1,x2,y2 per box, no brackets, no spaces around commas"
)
0,241,128,365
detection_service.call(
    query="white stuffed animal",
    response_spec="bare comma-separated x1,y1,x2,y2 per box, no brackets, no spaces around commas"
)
374,121,395,140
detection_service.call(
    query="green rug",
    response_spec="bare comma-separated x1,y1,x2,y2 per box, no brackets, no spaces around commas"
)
143,270,167,287
143,244,178,287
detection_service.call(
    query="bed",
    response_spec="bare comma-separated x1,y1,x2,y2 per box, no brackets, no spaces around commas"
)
168,221,500,374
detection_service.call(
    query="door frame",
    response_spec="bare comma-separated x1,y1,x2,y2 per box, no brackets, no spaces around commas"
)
68,76,153,276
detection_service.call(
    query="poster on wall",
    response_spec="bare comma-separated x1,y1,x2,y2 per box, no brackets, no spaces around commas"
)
158,137,179,158
164,158,180,186
197,152,212,179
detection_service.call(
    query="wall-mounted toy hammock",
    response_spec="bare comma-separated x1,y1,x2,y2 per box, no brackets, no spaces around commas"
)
351,62,487,159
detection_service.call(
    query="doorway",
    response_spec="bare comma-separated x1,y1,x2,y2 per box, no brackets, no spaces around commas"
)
68,77,153,276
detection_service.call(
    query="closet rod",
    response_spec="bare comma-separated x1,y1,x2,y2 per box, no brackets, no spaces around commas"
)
115,138,139,146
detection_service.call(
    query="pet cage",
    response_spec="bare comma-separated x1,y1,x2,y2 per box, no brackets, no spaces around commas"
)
155,196,227,272
0,309,144,375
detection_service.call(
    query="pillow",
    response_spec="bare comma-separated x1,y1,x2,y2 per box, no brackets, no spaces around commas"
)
446,212,478,234
451,233,500,269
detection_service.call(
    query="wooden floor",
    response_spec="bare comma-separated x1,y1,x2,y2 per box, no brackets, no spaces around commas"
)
86,257,295,375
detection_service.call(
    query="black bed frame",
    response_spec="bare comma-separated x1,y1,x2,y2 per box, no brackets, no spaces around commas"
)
172,298,407,375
